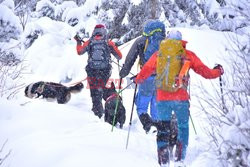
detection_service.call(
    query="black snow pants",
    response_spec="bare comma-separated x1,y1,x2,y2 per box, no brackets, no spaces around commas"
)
86,64,111,118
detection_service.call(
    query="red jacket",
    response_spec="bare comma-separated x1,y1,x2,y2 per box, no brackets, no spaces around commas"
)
76,38,122,60
135,41,221,101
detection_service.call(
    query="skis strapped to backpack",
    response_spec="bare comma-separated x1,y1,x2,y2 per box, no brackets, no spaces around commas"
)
156,39,190,92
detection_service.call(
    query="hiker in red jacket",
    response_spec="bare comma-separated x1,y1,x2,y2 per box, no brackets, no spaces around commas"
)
135,30,224,166
74,24,122,118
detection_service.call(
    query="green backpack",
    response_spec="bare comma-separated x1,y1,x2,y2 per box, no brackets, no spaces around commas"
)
156,39,190,92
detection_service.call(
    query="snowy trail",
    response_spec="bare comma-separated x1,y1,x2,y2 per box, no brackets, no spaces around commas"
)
0,27,237,167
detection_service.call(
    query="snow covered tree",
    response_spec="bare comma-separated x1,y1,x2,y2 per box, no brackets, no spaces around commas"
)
146,0,161,19
196,1,250,164
161,0,205,27
202,34,250,166
0,2,22,66
118,1,149,44
36,0,55,19
0,3,22,42
14,0,37,30
54,1,77,21
74,0,86,6
23,29,43,49
99,0,129,41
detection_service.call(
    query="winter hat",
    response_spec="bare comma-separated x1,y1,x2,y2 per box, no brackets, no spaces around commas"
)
95,24,105,29
92,24,107,37
167,30,182,40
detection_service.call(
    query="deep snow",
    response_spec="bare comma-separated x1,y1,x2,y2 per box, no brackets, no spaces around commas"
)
0,17,241,167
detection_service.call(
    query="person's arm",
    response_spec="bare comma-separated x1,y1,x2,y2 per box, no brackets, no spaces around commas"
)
76,40,90,55
135,51,157,84
119,37,145,78
108,40,122,60
188,50,222,79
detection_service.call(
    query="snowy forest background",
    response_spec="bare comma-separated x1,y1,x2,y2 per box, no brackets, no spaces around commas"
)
0,0,250,166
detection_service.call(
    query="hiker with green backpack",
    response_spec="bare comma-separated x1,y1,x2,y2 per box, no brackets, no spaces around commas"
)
134,30,224,167
119,19,166,133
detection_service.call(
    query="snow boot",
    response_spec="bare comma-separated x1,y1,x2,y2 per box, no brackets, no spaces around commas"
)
92,103,104,118
175,140,182,161
157,121,171,166
139,113,153,133
158,145,170,166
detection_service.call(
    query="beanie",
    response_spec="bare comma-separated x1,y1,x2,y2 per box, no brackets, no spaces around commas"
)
95,24,105,29
167,30,182,40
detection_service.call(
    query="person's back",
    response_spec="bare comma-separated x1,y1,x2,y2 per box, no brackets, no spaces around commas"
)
87,25,111,69
119,19,166,133
135,30,224,166
74,24,122,118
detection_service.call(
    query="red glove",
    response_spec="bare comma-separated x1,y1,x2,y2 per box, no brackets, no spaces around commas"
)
213,64,224,75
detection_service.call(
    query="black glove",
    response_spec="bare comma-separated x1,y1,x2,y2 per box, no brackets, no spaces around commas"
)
213,64,224,75
129,75,137,83
74,34,82,44
119,66,127,79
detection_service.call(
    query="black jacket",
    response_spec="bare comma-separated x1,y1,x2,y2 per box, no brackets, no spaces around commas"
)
119,36,147,78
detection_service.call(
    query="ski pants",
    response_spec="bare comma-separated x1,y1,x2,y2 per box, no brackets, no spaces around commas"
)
135,75,157,120
86,65,111,113
156,100,190,160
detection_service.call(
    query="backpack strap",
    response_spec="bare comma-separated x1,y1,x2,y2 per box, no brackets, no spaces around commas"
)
176,59,190,88
143,38,149,53
143,28,163,37
156,53,170,89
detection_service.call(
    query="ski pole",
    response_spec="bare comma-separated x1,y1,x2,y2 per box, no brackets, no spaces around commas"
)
116,81,134,94
117,60,123,99
111,60,135,76
189,114,197,135
219,76,225,111
188,78,196,134
111,78,123,132
126,83,138,149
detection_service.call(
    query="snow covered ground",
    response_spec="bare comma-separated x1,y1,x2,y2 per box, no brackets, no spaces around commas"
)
0,17,239,167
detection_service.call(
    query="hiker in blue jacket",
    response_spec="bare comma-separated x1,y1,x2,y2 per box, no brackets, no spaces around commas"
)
119,19,166,133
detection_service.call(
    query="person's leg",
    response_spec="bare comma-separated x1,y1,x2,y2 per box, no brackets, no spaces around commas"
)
86,66,104,118
90,89,103,118
156,101,173,165
173,101,190,161
136,91,152,132
136,77,156,132
150,91,158,121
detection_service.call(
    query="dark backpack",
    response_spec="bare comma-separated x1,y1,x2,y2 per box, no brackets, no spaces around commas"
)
88,27,111,69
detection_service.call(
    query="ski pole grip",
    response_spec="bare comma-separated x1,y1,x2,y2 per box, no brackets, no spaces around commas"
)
129,75,137,82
